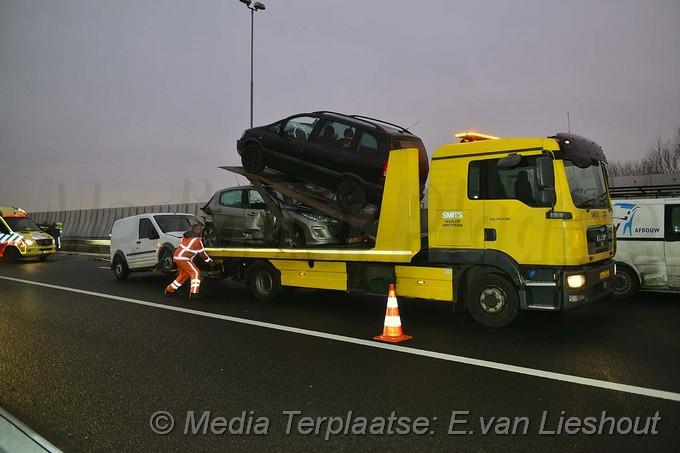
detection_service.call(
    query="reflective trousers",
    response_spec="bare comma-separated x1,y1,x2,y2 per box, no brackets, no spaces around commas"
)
165,260,201,295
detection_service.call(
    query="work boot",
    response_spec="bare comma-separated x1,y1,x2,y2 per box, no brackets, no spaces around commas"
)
164,290,174,297
189,293,202,300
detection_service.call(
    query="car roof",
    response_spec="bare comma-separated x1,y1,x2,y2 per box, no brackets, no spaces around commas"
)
303,111,417,136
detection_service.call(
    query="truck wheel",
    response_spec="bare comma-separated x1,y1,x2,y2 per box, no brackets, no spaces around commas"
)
337,179,366,214
241,145,265,173
2,247,20,263
612,265,638,299
159,247,175,272
249,263,281,302
113,255,130,280
202,225,220,247
467,274,519,327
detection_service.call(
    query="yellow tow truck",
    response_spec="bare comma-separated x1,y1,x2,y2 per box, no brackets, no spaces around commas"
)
207,133,615,327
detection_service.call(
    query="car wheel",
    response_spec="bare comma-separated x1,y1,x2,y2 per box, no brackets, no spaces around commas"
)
290,225,306,248
612,264,638,299
248,262,282,302
202,225,220,247
2,247,20,263
467,273,519,327
241,145,265,173
337,179,366,214
113,255,130,280
159,247,175,272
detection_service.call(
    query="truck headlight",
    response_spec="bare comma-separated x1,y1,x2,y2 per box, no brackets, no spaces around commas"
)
567,274,586,289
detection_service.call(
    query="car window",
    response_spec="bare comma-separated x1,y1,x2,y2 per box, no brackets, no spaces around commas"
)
219,190,244,208
283,116,318,141
393,138,424,152
358,132,379,156
314,120,356,150
139,218,160,240
248,190,268,209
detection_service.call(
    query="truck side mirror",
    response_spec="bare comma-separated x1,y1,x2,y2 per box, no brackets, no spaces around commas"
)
536,156,555,189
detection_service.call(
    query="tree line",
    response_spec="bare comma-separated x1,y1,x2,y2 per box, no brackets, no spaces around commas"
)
607,126,680,176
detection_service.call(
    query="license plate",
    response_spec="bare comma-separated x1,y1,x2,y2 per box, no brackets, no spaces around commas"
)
599,270,610,280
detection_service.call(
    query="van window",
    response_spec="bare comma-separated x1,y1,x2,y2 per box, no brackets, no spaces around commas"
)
219,190,244,208
358,132,379,156
667,205,680,239
139,218,159,240
154,215,201,233
2,216,41,232
0,220,10,234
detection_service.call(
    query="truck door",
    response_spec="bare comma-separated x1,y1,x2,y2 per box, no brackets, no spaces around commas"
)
664,203,680,289
133,217,160,269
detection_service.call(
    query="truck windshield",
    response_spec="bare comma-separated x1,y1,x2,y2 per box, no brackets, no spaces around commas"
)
153,215,202,233
564,161,609,209
3,216,41,232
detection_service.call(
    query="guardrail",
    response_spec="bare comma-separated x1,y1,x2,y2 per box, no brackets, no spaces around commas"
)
29,203,205,254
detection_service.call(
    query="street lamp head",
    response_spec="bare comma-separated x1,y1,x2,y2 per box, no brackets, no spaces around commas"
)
253,2,266,11
239,0,252,6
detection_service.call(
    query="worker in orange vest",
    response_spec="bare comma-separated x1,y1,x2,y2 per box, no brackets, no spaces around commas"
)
164,223,213,299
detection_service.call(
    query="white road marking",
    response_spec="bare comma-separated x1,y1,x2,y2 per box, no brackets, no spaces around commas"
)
2,275,680,403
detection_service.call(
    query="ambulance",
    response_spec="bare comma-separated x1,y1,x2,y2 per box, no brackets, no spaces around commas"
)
611,197,680,298
0,206,56,262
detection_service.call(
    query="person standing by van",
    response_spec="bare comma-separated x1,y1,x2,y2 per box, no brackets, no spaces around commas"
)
164,223,213,299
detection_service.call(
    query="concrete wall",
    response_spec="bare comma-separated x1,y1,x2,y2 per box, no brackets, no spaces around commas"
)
30,203,204,239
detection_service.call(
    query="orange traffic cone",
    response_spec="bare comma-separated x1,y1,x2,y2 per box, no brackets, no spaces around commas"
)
374,284,412,343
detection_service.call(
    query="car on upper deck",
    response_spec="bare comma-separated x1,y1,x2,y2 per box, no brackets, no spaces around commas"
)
236,111,429,213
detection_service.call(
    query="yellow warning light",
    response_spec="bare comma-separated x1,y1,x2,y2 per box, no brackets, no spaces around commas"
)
455,131,500,142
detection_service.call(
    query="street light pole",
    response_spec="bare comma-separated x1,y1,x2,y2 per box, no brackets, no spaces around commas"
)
239,0,266,128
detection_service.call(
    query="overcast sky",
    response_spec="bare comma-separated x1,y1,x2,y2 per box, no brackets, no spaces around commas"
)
1,0,679,212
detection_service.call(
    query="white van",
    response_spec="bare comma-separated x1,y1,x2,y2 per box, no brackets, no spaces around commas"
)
612,198,680,298
110,213,203,280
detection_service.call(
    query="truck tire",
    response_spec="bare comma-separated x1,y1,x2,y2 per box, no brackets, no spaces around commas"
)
159,247,175,272
612,264,638,299
113,255,130,280
248,263,282,302
202,225,220,247
337,179,366,214
241,145,265,173
467,273,519,327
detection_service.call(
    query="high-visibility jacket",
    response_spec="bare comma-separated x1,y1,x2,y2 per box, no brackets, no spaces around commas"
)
173,232,213,263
